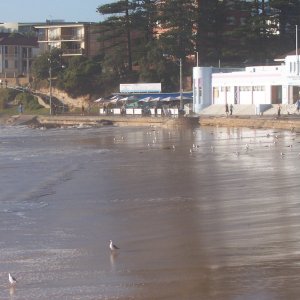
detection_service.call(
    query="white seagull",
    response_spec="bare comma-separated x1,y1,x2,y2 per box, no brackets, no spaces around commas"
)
109,240,120,251
8,273,17,285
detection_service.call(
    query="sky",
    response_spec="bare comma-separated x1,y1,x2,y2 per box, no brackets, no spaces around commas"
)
1,0,113,23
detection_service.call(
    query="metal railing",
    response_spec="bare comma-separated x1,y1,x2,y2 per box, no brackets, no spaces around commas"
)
38,34,84,41
62,49,83,55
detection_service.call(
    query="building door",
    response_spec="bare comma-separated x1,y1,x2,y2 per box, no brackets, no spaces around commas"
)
234,87,239,104
271,86,282,104
292,86,300,103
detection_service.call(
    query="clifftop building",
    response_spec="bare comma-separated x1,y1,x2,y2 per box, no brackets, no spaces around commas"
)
35,22,102,58
0,32,39,78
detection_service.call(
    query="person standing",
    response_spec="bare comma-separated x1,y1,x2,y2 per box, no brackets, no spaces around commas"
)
18,102,23,114
297,99,300,114
225,103,229,116
230,104,233,115
277,104,281,117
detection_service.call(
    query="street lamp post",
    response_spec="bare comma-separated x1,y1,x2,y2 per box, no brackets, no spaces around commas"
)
179,58,183,111
296,25,299,76
163,54,184,111
48,58,52,115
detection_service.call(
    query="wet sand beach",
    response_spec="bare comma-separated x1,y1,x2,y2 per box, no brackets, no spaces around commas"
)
0,124,300,299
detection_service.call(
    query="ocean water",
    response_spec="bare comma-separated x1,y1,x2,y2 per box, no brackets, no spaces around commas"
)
0,124,300,299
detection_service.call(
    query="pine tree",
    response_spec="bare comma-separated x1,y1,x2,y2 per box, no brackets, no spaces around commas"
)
156,0,195,59
97,0,134,72
270,0,300,54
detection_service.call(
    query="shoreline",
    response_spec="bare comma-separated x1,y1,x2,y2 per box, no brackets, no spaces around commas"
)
199,115,300,131
0,114,199,128
2,113,300,131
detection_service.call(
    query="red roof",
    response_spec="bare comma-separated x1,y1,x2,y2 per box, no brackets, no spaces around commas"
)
0,33,38,47
275,48,300,60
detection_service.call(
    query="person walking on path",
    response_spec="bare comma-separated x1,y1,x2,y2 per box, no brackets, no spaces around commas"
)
225,103,229,116
297,99,300,114
18,102,23,114
230,104,233,115
277,104,281,117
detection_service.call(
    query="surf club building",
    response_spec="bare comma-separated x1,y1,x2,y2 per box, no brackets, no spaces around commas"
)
193,53,300,114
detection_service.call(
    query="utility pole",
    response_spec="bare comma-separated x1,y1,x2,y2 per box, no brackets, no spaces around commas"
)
48,58,52,115
179,58,183,111
296,25,299,75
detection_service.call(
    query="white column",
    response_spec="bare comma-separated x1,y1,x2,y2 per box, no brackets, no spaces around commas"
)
193,67,212,113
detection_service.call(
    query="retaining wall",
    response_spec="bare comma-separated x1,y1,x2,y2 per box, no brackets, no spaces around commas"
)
36,115,199,128
199,116,300,131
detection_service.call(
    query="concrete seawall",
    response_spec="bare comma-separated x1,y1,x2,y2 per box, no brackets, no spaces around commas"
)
199,115,300,131
35,115,200,128
4,114,300,131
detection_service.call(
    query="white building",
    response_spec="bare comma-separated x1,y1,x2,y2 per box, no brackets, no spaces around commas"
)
193,54,300,114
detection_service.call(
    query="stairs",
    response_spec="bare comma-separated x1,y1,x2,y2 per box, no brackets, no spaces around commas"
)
199,104,299,116
262,104,298,116
199,104,256,116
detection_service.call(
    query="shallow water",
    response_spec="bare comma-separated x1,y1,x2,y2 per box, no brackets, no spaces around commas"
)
0,124,300,299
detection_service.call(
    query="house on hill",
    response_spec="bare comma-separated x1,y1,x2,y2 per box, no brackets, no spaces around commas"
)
0,32,39,79
35,22,102,58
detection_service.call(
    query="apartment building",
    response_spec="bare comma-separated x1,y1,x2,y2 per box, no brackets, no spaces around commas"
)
35,22,102,58
0,33,39,78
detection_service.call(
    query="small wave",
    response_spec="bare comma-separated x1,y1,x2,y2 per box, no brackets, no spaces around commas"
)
0,201,49,215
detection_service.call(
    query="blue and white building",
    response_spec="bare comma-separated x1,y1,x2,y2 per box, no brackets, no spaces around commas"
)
193,53,300,114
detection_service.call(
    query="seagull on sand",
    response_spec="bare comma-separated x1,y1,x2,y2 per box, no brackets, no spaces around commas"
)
8,273,17,285
109,240,120,251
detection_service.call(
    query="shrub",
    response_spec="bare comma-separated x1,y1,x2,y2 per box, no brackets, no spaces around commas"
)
15,93,43,111
0,89,19,109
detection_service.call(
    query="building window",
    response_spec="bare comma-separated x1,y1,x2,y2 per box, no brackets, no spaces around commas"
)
240,86,252,91
221,86,231,92
22,48,27,58
4,46,8,55
240,17,246,25
226,16,235,25
213,87,219,97
253,86,264,91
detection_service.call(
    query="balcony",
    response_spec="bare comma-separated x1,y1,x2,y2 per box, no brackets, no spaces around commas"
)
38,34,84,42
62,48,84,56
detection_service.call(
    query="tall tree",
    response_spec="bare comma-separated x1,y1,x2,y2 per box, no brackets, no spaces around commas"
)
97,0,134,72
156,0,195,59
270,0,300,52
131,0,158,43
32,48,63,80
57,56,102,97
